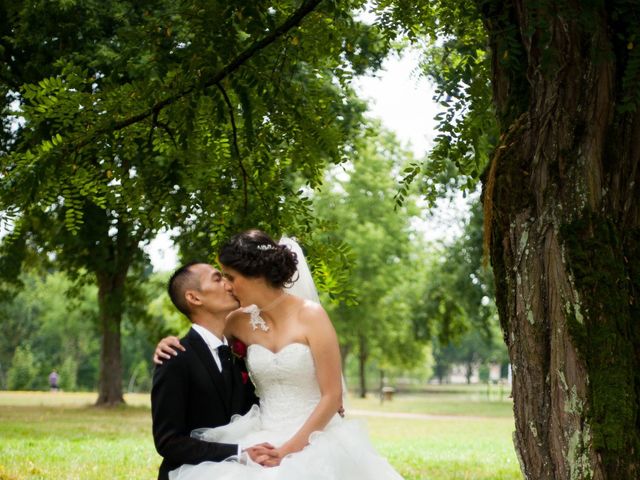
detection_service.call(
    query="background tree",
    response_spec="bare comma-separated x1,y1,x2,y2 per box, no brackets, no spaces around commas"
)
421,200,506,385
1,271,100,391
421,201,497,340
6,346,39,390
315,128,427,397
0,0,387,405
431,325,507,385
377,1,640,477
0,269,172,392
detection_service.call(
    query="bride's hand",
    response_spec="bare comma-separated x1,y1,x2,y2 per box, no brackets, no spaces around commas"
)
258,444,295,467
152,336,184,365
245,442,276,465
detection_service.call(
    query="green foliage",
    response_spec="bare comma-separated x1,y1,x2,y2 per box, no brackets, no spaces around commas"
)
314,128,428,393
343,344,435,391
416,199,507,383
431,325,507,384
7,346,40,390
0,1,392,400
371,1,498,204
1,0,389,244
422,200,497,343
59,357,78,391
305,236,358,304
0,269,171,392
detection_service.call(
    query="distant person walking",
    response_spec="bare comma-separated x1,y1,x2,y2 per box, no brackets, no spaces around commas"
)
49,369,59,392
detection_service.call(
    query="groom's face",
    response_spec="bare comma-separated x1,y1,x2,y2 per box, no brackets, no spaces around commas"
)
189,264,239,313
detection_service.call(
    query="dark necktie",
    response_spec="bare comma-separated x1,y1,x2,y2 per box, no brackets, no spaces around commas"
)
217,344,233,390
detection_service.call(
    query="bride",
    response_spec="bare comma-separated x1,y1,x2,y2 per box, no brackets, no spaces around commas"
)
163,229,403,480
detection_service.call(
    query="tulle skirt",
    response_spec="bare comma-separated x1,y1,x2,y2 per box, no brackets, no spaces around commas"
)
169,405,403,480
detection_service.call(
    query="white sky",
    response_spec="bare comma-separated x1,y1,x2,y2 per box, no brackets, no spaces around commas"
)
354,47,438,158
145,48,470,271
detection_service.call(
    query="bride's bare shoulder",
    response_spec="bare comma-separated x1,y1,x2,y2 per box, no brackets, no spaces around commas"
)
297,299,330,325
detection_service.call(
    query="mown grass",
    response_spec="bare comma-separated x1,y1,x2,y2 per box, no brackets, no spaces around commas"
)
0,390,521,480
347,386,513,418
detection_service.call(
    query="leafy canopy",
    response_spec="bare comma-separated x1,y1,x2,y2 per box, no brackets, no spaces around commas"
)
1,0,390,290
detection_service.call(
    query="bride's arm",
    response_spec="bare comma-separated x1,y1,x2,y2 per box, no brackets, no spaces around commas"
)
223,308,252,344
268,302,343,462
152,308,247,365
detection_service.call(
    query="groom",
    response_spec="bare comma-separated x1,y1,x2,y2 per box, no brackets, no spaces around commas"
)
151,261,272,480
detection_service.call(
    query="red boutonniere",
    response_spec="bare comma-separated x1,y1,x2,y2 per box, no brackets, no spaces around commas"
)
231,339,248,359
232,340,249,384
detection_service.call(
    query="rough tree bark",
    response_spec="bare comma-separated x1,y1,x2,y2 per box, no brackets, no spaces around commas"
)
481,1,640,479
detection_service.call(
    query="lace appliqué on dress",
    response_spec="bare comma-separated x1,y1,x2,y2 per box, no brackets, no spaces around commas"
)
241,305,270,332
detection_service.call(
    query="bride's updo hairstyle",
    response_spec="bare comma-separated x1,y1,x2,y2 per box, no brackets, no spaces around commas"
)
218,229,298,288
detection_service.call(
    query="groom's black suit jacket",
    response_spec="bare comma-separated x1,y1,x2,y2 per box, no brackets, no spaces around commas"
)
151,328,258,480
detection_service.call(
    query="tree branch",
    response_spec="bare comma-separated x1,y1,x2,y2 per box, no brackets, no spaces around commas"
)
215,82,271,214
156,120,177,147
76,0,324,149
147,110,159,151
215,82,248,212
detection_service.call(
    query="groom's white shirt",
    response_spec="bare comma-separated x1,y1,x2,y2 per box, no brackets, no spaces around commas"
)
191,323,226,372
190,324,244,458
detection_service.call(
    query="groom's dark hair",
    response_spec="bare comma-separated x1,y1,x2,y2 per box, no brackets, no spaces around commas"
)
168,261,204,318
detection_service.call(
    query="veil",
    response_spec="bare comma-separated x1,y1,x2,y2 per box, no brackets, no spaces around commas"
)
279,236,321,304
279,236,349,406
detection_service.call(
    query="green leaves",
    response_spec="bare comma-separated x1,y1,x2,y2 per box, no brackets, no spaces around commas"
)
2,1,389,251
370,1,498,204
421,200,497,345
308,238,358,305
313,128,428,373
394,162,421,208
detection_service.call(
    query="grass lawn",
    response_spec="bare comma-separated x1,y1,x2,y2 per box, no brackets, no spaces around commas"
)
0,390,522,480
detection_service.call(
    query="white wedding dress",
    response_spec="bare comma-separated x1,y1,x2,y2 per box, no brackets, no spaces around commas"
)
169,342,404,480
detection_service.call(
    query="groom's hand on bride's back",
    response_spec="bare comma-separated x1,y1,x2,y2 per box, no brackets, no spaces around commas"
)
152,336,185,364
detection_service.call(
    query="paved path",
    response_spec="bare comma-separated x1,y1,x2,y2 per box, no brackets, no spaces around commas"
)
348,409,497,421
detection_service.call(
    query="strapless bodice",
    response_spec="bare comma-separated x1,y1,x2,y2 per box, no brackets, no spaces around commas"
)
246,343,321,431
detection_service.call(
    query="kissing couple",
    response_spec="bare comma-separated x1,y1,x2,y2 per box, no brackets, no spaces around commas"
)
151,229,404,479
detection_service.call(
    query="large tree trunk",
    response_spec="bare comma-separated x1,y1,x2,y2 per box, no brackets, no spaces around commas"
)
482,2,640,478
358,334,368,398
95,271,126,406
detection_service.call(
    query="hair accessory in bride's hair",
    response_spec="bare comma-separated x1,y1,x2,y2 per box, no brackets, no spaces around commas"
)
257,244,275,251
241,305,270,332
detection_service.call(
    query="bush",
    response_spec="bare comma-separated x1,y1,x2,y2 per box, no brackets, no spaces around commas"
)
59,356,78,391
478,363,490,383
7,346,41,390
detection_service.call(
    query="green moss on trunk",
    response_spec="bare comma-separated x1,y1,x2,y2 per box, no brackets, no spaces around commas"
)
561,210,640,475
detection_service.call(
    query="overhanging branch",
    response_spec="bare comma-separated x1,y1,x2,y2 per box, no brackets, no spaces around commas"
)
76,0,323,149
215,82,270,213
215,82,248,212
